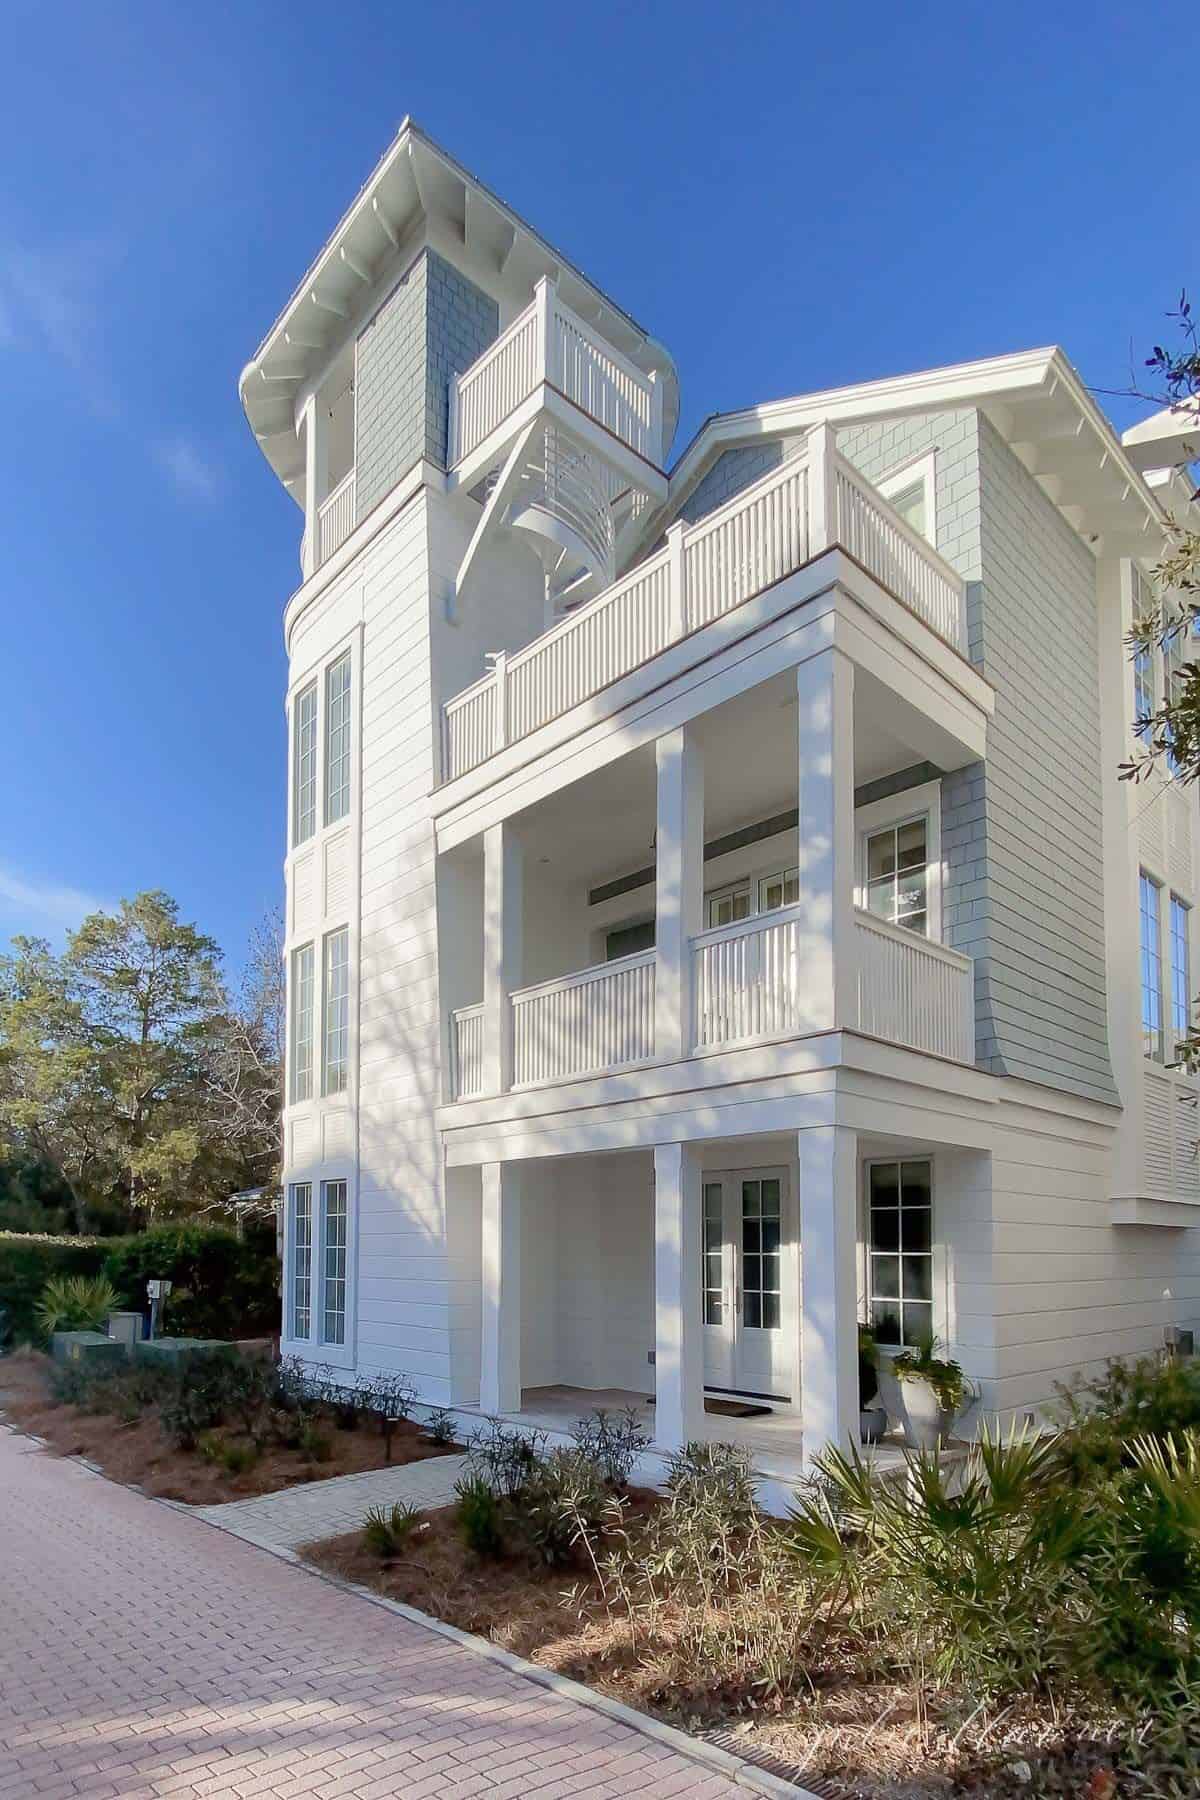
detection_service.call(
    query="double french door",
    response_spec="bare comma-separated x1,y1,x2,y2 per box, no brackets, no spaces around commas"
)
700,1168,791,1400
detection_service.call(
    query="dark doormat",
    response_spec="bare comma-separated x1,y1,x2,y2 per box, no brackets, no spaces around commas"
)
703,1397,773,1419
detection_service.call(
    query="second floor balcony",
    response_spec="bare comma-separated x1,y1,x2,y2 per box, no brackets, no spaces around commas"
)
440,423,969,785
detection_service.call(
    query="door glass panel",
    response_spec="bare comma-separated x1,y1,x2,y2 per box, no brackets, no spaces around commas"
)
702,1183,724,1325
741,1178,781,1334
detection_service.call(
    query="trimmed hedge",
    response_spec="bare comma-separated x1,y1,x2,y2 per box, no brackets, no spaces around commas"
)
0,1233,108,1344
0,1222,279,1346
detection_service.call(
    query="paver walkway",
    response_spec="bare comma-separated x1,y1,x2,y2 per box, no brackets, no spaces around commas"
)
0,1429,740,1799
185,1453,469,1551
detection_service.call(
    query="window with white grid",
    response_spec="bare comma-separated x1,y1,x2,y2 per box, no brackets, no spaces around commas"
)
322,927,350,1095
290,944,315,1102
290,1184,312,1339
1171,894,1191,1048
292,683,318,846
324,652,352,826
1141,871,1165,1063
867,1160,933,1348
321,1180,348,1346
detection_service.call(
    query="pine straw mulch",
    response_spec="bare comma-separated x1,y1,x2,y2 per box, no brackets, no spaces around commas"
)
0,1349,457,1504
302,1506,1136,1799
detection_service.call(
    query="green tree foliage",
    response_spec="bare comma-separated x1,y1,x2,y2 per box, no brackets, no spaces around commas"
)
0,892,281,1229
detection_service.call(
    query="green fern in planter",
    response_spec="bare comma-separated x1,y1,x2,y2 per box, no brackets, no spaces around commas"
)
890,1333,967,1414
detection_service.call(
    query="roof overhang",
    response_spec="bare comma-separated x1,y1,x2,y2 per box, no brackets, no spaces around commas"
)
239,120,679,498
654,347,1169,565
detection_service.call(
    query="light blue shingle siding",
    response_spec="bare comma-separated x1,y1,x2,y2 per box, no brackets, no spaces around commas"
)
836,410,1117,1105
676,442,785,526
354,250,499,520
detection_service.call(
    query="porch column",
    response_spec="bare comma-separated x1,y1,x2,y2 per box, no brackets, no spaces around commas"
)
480,1161,521,1414
483,821,522,1094
796,648,856,1033
798,1124,859,1469
653,1141,703,1452
300,390,328,581
654,727,704,1061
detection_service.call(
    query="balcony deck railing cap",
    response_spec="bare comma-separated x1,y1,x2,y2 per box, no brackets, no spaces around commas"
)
510,945,655,1004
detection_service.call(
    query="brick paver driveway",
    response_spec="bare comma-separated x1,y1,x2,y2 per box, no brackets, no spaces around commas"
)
0,1430,738,1799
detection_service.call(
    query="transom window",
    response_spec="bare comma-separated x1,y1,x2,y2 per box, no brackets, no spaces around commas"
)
864,817,929,935
1141,871,1165,1062
321,1180,348,1346
324,652,352,825
867,1160,933,1348
290,944,315,1102
322,927,350,1094
1171,894,1191,1048
290,1184,312,1339
292,684,318,847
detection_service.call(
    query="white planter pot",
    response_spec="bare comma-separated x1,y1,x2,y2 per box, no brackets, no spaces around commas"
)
898,1376,950,1450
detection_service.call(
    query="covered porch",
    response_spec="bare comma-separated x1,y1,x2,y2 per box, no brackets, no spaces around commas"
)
445,1126,991,1487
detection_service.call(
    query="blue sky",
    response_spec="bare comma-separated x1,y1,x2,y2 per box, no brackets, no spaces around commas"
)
1,0,1190,971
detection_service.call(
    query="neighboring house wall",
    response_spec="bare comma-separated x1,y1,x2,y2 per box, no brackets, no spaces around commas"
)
837,410,1118,1107
355,249,499,519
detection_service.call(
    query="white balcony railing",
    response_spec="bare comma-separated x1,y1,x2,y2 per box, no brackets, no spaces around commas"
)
510,950,655,1087
853,911,974,1062
316,469,356,567
451,1003,485,1100
692,906,808,1050
449,280,662,468
441,432,968,782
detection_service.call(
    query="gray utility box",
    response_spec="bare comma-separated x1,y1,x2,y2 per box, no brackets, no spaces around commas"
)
132,1337,234,1367
106,1312,144,1351
51,1331,127,1369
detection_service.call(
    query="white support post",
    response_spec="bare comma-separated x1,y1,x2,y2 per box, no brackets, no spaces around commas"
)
806,420,836,556
795,648,856,1034
798,1124,859,1469
649,368,665,465
490,653,509,753
534,275,556,389
655,726,704,1061
653,1142,703,1453
480,1161,521,1415
301,391,329,580
483,821,522,1094
666,520,688,640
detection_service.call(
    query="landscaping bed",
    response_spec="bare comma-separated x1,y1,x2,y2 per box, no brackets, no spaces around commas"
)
300,1377,1200,1800
0,1349,458,1504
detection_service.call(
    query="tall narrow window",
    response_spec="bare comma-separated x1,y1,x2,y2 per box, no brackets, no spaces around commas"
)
864,818,929,935
290,1184,312,1339
322,927,350,1095
868,1160,933,1348
1140,872,1165,1062
290,944,315,1102
292,684,318,846
321,1180,348,1345
324,651,352,825
702,1182,724,1325
1171,894,1191,1049
1133,643,1155,741
1164,620,1187,777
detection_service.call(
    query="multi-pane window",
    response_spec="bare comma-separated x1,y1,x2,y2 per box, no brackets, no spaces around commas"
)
322,928,350,1095
321,1180,348,1345
708,884,750,928
740,1177,781,1330
1141,871,1165,1063
864,817,929,935
290,1184,312,1339
868,1160,933,1348
290,944,315,1102
1171,894,1191,1048
292,684,318,846
702,1182,724,1326
324,651,352,825
889,480,927,539
759,867,799,912
1164,620,1187,777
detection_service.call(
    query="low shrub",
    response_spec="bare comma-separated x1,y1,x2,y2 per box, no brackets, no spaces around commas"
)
512,1447,612,1568
1055,1354,1200,1482
0,1232,107,1344
571,1406,649,1489
220,1442,258,1476
423,1406,456,1446
34,1272,119,1339
363,1501,423,1559
466,1419,547,1498
455,1472,505,1558
665,1439,757,1531
298,1423,333,1463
